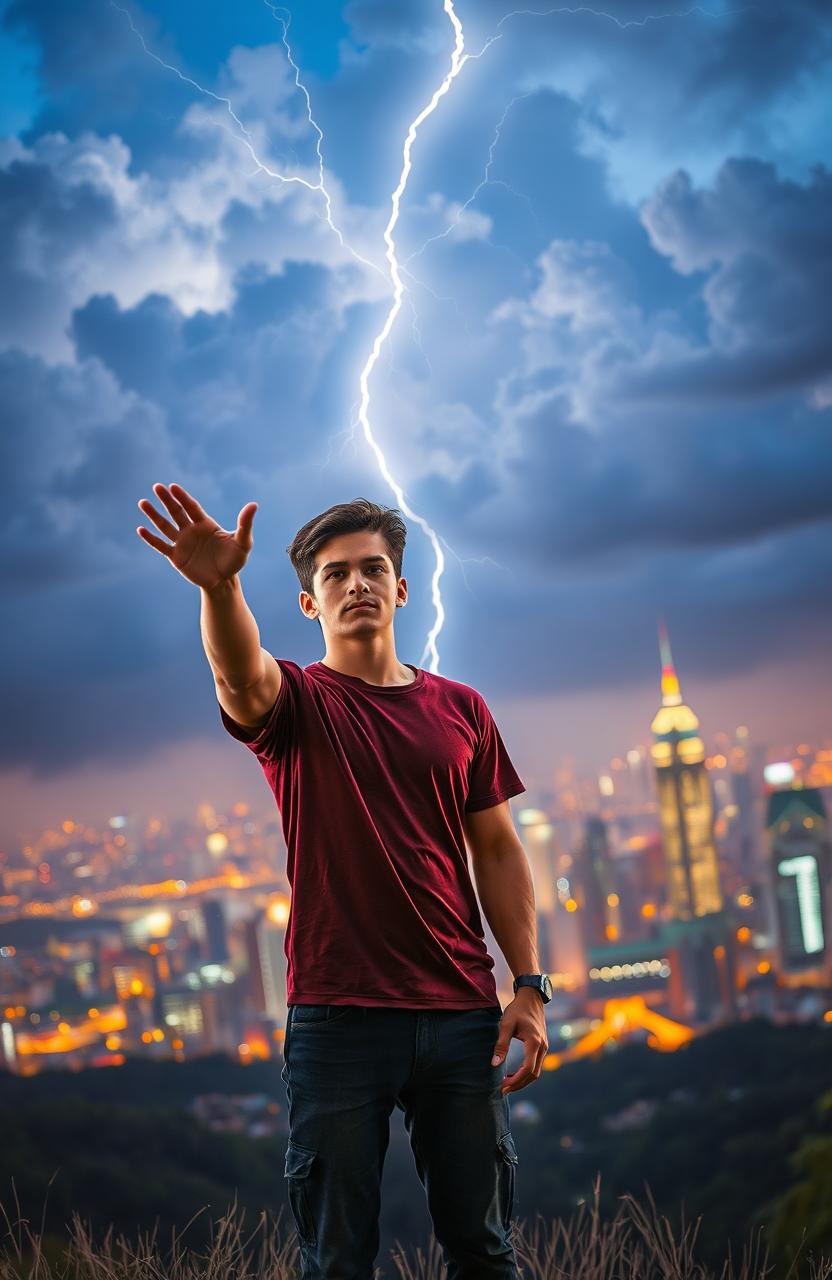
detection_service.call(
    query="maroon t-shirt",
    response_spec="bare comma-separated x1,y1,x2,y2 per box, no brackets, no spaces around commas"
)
220,659,525,1008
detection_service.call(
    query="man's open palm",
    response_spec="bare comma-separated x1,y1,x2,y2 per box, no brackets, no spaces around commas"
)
136,483,257,591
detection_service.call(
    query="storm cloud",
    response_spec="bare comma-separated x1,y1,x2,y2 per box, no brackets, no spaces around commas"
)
1,0,830,790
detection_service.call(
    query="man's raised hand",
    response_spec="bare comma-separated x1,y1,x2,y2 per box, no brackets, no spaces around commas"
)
136,483,257,591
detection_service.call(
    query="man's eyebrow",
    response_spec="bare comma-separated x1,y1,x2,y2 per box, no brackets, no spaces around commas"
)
319,555,388,571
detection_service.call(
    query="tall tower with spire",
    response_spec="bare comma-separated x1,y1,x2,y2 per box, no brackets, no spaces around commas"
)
650,620,723,920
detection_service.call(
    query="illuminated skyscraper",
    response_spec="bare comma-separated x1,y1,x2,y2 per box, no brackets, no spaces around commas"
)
650,621,722,920
0,1020,17,1074
517,808,559,976
256,912,287,1024
767,786,829,974
242,906,289,1025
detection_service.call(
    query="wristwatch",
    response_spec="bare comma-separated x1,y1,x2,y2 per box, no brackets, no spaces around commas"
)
513,974,553,1003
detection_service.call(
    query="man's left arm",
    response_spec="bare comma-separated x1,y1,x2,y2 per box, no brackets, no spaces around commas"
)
464,800,549,1094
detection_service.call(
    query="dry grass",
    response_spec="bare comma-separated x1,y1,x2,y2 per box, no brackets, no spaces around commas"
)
0,1179,828,1280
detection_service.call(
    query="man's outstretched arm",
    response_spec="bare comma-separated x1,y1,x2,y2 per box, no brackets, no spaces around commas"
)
200,575,282,729
136,481,282,728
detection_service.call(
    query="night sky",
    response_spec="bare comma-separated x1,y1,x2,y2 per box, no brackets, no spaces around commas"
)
1,0,830,841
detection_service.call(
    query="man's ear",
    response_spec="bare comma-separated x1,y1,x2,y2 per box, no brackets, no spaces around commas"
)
299,589,319,619
396,575,408,607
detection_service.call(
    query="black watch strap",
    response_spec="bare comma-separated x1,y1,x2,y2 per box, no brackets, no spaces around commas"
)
513,974,552,1003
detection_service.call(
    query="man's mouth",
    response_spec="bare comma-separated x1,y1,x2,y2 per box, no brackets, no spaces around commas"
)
346,601,377,612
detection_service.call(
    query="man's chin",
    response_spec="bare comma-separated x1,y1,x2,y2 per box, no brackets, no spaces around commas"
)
343,608,383,625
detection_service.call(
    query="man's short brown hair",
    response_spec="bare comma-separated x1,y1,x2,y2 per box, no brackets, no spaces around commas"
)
287,498,407,596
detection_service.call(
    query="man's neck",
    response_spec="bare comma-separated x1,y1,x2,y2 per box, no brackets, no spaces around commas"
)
320,638,415,687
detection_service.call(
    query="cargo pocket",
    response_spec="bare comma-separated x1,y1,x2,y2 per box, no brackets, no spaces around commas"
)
284,1139,317,1247
497,1131,519,1230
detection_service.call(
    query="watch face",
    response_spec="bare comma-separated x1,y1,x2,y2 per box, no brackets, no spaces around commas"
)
542,975,553,1000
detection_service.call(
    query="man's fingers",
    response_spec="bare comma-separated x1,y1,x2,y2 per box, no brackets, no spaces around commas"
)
501,1047,535,1092
501,1067,534,1095
236,502,257,547
491,1040,511,1067
137,498,178,541
491,1016,516,1066
169,483,208,522
499,1035,548,1094
153,482,190,528
136,526,174,557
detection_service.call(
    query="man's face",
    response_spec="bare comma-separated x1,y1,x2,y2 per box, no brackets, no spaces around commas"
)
299,529,407,636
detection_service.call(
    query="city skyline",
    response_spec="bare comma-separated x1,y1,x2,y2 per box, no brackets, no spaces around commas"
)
2,677,829,1074
0,629,827,846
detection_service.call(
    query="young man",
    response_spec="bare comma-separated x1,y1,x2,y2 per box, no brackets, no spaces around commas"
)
136,482,550,1280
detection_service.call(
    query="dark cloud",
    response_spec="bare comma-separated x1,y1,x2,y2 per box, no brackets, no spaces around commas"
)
472,396,832,561
483,0,832,159
0,157,116,354
4,0,327,179
71,293,183,401
69,259,383,474
5,0,191,164
0,340,386,776
2,0,830,788
638,158,832,399
435,513,832,700
401,87,681,293
0,348,176,590
343,0,443,49
685,0,832,102
642,158,831,284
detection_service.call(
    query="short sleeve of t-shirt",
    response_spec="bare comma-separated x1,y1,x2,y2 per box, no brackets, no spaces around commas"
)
218,658,298,764
465,692,525,813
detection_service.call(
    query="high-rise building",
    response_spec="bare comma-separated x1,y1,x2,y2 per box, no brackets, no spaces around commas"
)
650,621,722,920
615,846,655,941
767,786,829,975
0,1020,18,1074
255,912,287,1024
201,899,229,964
729,726,756,881
517,808,560,976
577,817,617,947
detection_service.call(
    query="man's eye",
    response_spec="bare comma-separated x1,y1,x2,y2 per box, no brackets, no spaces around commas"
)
328,566,384,578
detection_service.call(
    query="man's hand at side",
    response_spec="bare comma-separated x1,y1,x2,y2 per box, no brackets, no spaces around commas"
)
491,989,548,1095
464,800,548,1093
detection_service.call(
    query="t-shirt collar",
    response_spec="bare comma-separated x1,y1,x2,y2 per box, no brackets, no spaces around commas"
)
310,661,425,694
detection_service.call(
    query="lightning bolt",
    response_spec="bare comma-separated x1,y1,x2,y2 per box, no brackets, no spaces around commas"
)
405,93,540,267
407,2,753,269
118,0,749,678
112,2,382,279
495,3,756,33
117,0,480,672
261,2,359,266
385,1,755,670
355,0,500,673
